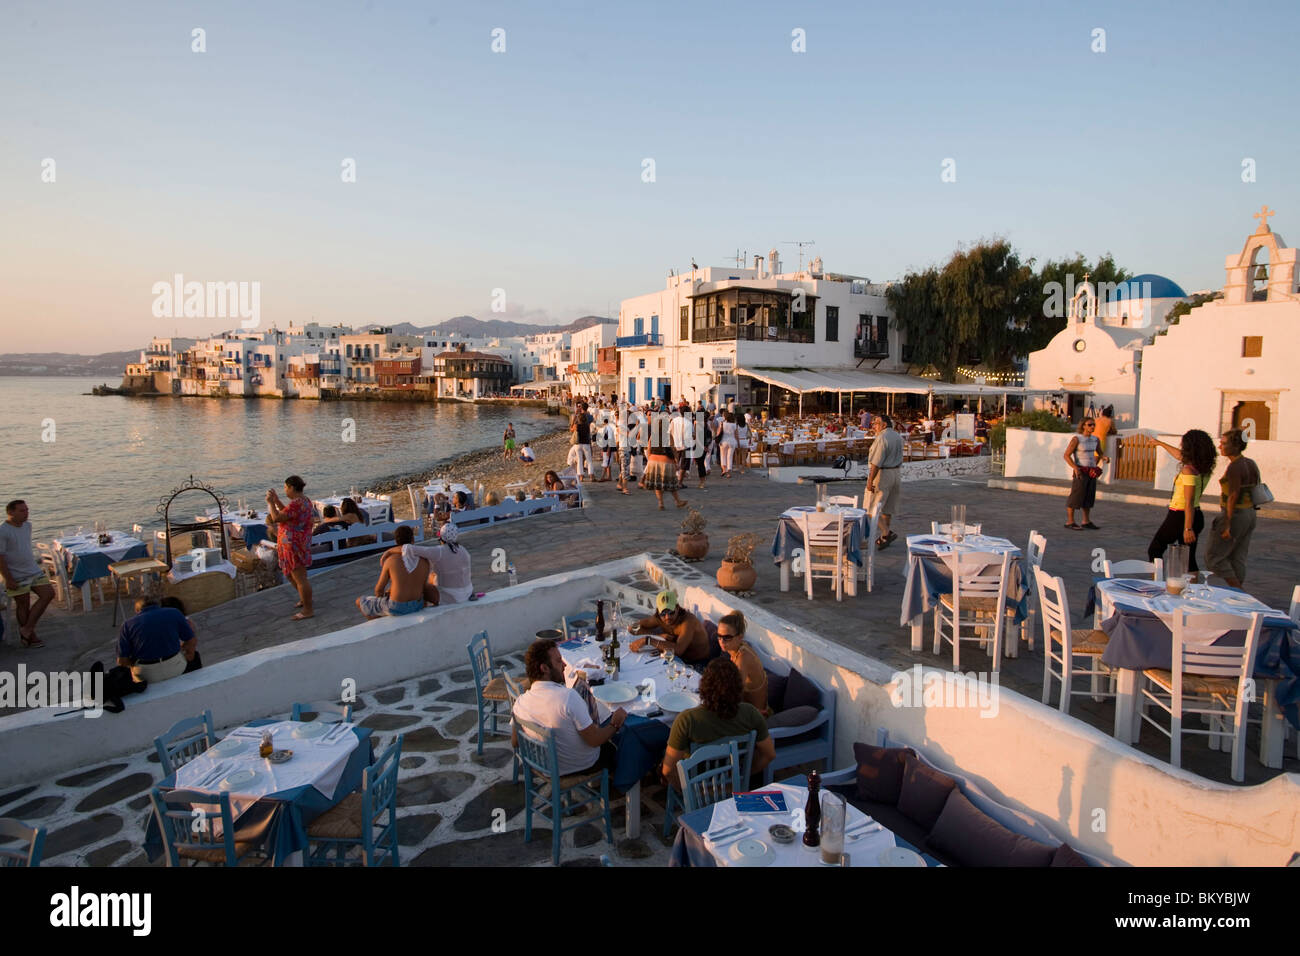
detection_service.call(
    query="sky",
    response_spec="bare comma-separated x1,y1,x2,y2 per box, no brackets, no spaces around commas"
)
2,0,1297,352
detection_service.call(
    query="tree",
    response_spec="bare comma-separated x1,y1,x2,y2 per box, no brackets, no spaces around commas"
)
1163,290,1222,326
1035,253,1131,351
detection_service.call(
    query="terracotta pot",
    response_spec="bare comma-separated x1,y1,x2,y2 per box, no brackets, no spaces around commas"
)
676,532,709,560
717,559,756,591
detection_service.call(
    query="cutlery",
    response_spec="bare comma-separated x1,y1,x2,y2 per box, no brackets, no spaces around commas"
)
707,826,754,848
705,821,747,841
196,761,228,788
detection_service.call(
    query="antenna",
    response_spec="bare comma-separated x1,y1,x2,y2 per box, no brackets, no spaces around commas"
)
730,249,744,268
783,240,815,273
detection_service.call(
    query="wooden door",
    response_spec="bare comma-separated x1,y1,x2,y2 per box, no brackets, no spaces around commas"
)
1116,432,1157,482
1232,401,1271,441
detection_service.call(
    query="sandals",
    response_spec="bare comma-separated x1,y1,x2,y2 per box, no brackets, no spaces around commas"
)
1064,523,1081,530
875,531,897,551
20,633,45,648
291,611,314,621
1081,522,1100,530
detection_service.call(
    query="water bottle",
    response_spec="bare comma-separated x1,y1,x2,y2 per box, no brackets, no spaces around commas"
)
507,562,518,587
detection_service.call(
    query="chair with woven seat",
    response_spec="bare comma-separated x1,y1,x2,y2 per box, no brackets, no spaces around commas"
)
1008,530,1047,652
291,701,353,724
150,787,278,867
933,551,1011,671
826,494,858,508
0,818,45,867
799,511,848,601
306,736,403,866
1139,610,1262,781
1035,567,1114,715
1102,558,1164,581
154,710,217,776
467,631,510,755
515,718,614,866
662,731,754,838
500,667,527,784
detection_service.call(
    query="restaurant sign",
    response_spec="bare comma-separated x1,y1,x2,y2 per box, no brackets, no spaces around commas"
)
711,356,734,371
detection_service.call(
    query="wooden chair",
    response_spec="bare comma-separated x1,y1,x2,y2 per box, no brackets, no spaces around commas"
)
662,731,755,838
153,710,217,776
467,631,510,754
1035,567,1113,715
150,788,277,867
826,494,858,508
1013,531,1047,651
933,551,1012,671
0,818,45,867
306,737,403,866
1139,610,1263,782
515,718,614,866
799,512,847,601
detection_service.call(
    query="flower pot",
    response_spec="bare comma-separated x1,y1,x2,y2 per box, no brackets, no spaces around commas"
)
717,559,756,591
676,532,709,560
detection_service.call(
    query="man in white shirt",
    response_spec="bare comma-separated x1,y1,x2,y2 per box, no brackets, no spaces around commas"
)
1,500,55,647
512,640,627,775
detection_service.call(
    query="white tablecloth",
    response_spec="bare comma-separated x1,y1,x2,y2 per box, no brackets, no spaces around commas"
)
55,533,145,563
557,635,700,720
1095,580,1279,644
168,560,238,583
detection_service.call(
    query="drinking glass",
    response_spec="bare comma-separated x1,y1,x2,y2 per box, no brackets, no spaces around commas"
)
1165,545,1187,596
820,792,846,865
950,505,966,543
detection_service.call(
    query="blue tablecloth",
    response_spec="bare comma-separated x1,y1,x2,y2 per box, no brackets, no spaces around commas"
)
143,720,374,865
899,537,1027,626
771,508,865,569
236,522,269,549
1094,583,1300,729
66,543,150,584
426,494,476,514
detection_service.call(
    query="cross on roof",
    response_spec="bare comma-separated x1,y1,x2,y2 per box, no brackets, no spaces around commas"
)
1254,205,1275,231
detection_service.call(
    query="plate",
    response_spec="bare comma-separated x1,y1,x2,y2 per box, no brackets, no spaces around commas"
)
590,682,638,705
879,846,926,867
656,691,698,714
292,721,328,738
728,838,775,867
209,738,250,757
536,629,563,642
219,769,259,790
1221,595,1264,609
268,750,293,764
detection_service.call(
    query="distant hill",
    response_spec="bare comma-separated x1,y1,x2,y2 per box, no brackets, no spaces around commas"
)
0,351,138,377
361,315,614,338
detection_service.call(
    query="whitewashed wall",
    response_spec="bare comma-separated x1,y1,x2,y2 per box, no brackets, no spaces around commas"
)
1152,435,1300,504
1004,428,1116,482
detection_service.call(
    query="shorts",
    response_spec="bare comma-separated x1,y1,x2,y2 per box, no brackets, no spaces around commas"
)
359,595,425,617
872,468,902,515
1066,470,1097,509
6,571,50,598
504,438,517,451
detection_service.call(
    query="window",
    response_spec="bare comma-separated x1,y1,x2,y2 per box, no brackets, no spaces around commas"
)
634,317,643,337
657,358,665,369
699,357,704,368
650,315,659,337
1242,336,1263,358
826,306,839,342
638,358,646,370
680,306,689,341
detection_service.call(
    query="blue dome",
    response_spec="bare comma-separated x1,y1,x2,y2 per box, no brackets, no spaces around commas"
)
1109,274,1186,301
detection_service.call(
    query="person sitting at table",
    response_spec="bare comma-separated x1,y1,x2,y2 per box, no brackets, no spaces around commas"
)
512,639,627,775
356,525,429,618
716,611,769,715
628,589,711,664
312,504,348,536
660,657,774,790
384,520,474,606
117,597,198,684
431,493,451,525
339,497,367,527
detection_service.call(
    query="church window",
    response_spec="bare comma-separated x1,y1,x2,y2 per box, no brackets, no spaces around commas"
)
1242,336,1263,358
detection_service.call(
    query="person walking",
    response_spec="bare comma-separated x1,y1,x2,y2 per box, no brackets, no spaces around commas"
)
718,411,739,477
867,414,904,549
266,475,314,620
1147,430,1217,576
569,401,594,481
1204,428,1262,588
644,410,688,510
1063,417,1108,530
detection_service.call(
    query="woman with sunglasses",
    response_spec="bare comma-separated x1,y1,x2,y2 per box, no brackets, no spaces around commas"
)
716,611,770,715
1063,417,1108,530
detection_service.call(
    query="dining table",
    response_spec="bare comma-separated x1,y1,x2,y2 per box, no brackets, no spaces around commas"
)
771,505,868,595
315,496,393,525
900,533,1027,658
1089,578,1299,765
53,533,150,612
200,508,271,549
143,718,374,865
669,780,934,867
556,627,702,840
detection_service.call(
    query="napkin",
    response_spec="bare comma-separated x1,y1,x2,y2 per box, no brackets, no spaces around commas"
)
705,799,742,837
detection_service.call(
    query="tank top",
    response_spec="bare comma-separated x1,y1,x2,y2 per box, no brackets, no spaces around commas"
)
1169,472,1209,511
1073,434,1099,468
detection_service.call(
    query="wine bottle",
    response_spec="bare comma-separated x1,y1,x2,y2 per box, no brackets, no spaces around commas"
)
803,770,822,848
595,600,606,642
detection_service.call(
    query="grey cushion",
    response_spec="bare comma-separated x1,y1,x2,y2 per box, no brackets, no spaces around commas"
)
896,754,957,831
1051,842,1092,867
765,669,787,713
852,743,915,805
782,667,821,711
767,704,819,729
925,789,1055,867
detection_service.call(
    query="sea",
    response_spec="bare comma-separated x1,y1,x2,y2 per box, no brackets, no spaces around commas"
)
0,377,555,540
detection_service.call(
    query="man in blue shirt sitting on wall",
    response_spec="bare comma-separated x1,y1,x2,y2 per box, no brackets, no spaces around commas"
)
117,598,198,684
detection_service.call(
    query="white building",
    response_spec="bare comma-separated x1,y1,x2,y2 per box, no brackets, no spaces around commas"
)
617,250,897,408
566,320,619,398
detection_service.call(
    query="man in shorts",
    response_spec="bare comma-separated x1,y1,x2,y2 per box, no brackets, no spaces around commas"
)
357,525,429,618
866,415,904,549
1,500,55,647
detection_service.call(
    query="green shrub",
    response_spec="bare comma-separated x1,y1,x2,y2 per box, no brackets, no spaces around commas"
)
989,410,1073,451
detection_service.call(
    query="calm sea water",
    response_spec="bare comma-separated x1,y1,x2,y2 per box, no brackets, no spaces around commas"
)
0,377,555,540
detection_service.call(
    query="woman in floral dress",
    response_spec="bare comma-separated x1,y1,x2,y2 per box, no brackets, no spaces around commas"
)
266,475,314,620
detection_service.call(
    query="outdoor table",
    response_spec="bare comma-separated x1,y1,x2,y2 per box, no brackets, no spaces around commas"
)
54,533,150,611
144,719,373,865
108,556,168,626
1091,579,1298,765
900,534,1026,657
424,483,475,512
772,506,867,595
201,509,271,549
556,632,701,841
669,780,935,867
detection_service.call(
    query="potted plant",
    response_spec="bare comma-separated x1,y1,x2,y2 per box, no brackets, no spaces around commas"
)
675,508,709,560
717,532,761,591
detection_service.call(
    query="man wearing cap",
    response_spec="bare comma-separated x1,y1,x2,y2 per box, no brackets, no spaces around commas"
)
628,590,711,664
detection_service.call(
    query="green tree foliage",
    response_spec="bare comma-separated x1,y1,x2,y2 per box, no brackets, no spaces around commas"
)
1163,290,1222,326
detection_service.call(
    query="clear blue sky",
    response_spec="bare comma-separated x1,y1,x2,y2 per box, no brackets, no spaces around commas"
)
2,0,1297,351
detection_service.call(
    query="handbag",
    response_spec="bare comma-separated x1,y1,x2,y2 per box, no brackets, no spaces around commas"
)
1250,482,1274,506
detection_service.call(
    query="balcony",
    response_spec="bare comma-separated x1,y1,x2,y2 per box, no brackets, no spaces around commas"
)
693,324,814,344
577,361,596,373
597,359,618,375
854,339,890,359
616,333,662,348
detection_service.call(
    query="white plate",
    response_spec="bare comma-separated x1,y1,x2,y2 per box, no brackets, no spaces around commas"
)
591,682,638,705
656,691,698,714
879,846,926,867
292,721,328,738
209,738,250,757
728,838,775,867
219,769,259,791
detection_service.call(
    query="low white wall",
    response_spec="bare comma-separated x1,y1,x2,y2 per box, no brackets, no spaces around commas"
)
0,559,640,789
1005,428,1116,482
1154,436,1300,505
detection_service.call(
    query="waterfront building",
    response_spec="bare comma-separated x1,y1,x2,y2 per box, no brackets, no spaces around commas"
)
566,320,619,399
340,328,422,393
428,346,514,399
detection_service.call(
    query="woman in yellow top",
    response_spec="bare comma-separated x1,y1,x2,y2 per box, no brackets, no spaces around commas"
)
1147,430,1217,575
716,611,770,715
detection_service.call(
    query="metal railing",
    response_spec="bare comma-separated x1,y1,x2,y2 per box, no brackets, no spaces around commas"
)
615,333,663,348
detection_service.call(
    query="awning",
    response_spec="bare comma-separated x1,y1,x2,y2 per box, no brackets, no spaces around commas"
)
734,366,1048,396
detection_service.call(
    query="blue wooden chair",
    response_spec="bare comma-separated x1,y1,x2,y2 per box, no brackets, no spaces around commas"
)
0,818,45,867
662,731,754,837
500,667,526,785
515,718,613,866
154,710,217,776
468,631,511,754
562,615,594,640
306,736,403,867
150,787,278,867
291,701,354,723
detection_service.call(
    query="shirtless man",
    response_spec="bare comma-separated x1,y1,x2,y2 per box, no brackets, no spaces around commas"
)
357,525,429,619
627,589,711,664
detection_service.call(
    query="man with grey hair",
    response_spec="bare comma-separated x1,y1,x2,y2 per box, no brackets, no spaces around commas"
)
867,414,903,549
